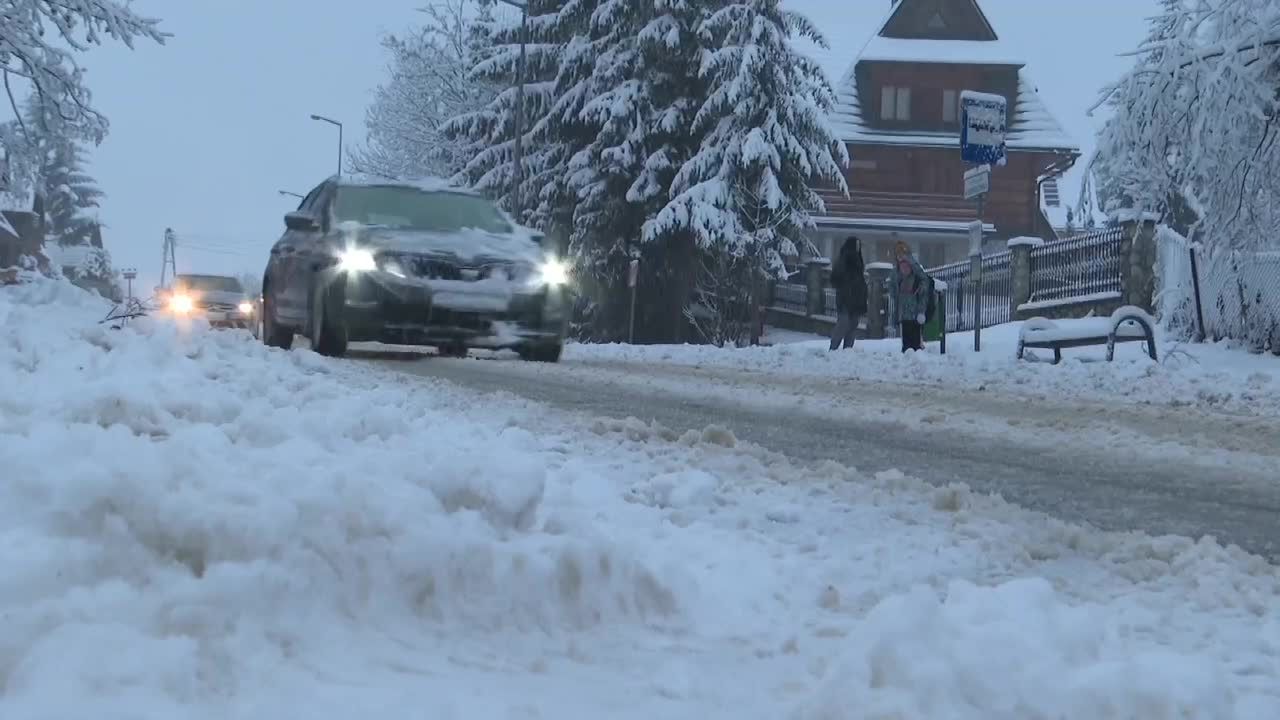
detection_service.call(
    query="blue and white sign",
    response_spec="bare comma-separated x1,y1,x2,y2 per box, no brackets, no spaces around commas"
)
960,90,1007,166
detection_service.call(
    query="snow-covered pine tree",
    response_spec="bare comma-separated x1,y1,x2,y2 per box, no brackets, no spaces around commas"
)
444,0,580,228
554,0,710,342
0,4,166,177
1093,0,1280,250
68,245,121,300
645,0,848,345
21,98,105,248
350,0,500,180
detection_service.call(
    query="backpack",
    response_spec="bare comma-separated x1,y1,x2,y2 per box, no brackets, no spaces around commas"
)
924,274,937,322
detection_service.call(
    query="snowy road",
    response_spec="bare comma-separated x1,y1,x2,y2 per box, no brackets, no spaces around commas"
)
371,351,1280,562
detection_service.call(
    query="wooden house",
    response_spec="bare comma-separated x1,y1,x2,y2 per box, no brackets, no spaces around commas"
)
809,0,1080,268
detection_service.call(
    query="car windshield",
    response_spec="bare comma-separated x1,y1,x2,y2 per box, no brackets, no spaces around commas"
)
176,275,243,293
333,186,512,234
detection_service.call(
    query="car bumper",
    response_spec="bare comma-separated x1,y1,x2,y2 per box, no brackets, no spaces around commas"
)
332,272,567,348
166,308,256,329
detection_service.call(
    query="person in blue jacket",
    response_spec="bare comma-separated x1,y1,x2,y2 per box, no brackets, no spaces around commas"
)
892,240,929,352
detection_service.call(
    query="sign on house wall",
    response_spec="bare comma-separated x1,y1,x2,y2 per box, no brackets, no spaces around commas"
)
960,90,1007,166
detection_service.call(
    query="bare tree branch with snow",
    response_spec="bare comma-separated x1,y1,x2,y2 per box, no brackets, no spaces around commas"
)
1093,0,1280,250
350,0,499,180
0,1,168,149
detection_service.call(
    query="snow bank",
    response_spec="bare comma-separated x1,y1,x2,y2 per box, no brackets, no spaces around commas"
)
4,279,1279,718
800,579,1237,719
0,279,689,716
570,320,1280,418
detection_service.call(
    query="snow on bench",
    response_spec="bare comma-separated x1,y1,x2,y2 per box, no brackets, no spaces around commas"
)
1016,306,1158,364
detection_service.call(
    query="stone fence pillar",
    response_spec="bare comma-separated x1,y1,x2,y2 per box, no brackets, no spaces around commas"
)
866,261,894,339
1007,236,1043,319
805,260,829,316
1122,217,1159,312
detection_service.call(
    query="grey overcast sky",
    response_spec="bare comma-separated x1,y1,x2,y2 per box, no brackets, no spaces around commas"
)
82,0,1156,291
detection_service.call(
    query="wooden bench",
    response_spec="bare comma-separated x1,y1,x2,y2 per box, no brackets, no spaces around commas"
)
1016,306,1158,364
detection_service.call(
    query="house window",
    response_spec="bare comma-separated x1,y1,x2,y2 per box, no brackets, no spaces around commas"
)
943,89,958,124
881,85,912,121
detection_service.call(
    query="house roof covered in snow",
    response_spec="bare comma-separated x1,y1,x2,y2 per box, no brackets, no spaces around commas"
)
828,0,1079,155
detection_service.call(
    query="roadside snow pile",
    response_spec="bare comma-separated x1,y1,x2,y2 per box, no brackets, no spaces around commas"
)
567,321,1280,417
801,578,1240,719
3,278,1279,719
0,279,690,716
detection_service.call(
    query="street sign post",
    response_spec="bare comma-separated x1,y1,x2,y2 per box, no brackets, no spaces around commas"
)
963,165,990,200
628,257,640,344
960,91,1008,166
121,268,137,306
959,91,1007,354
967,220,984,258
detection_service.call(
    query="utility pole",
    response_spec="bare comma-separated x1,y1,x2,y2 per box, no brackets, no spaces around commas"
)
159,228,177,288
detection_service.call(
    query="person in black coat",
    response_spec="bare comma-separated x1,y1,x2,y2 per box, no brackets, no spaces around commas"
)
828,236,868,350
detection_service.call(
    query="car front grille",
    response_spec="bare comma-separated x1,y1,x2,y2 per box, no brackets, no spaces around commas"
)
379,252,519,282
196,301,237,312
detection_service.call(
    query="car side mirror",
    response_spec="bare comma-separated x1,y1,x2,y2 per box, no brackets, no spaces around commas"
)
285,211,320,232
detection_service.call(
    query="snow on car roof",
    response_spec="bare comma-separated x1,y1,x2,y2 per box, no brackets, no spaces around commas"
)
334,173,479,195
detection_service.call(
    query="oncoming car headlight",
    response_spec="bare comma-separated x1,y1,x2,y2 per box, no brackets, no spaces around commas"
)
169,294,194,314
338,248,377,272
237,301,254,315
537,258,570,287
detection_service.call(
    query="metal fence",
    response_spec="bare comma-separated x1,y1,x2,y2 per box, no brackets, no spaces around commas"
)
916,250,1013,335
772,282,808,315
1157,228,1280,354
1028,227,1126,306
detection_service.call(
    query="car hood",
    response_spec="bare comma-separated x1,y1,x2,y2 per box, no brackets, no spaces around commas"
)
349,226,545,265
195,290,250,305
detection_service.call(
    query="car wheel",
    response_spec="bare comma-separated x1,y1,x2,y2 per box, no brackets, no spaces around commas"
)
262,286,294,350
518,342,563,363
310,282,348,358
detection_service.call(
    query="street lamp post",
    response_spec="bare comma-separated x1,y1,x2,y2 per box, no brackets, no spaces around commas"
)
309,114,344,177
496,0,528,219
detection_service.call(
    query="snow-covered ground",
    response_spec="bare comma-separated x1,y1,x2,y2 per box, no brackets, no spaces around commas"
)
574,322,1280,419
3,279,1280,719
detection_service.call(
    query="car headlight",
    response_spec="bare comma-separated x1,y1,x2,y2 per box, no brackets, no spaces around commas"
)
538,258,570,287
339,248,377,272
237,301,253,315
170,294,193,314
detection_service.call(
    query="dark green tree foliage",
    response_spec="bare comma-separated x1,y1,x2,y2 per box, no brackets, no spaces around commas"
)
444,0,848,343
553,0,710,342
21,97,104,247
445,0,579,228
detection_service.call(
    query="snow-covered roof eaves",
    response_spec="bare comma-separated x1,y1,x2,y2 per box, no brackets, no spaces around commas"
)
858,36,1024,66
815,216,996,234
0,189,30,213
829,69,1079,154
